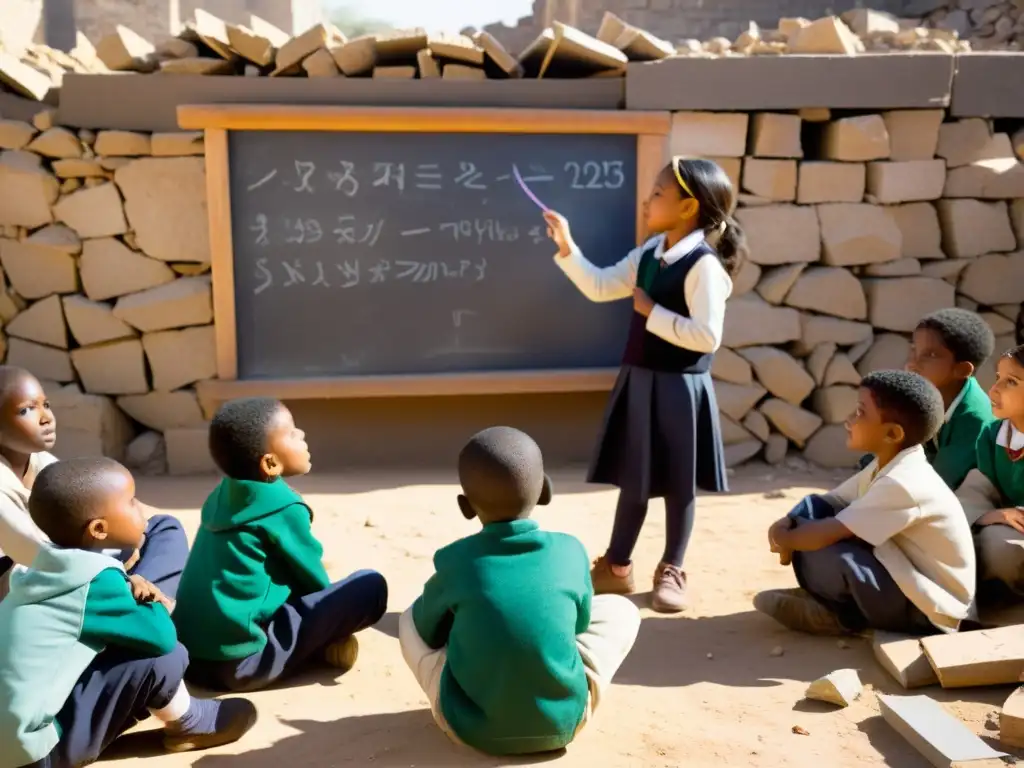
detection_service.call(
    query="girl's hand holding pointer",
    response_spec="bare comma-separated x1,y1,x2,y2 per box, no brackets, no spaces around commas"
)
543,211,572,259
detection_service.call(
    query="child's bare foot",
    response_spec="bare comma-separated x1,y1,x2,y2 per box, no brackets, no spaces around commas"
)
590,555,635,595
325,635,359,671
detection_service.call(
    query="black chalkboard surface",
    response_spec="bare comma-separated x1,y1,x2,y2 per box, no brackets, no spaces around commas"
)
228,130,638,379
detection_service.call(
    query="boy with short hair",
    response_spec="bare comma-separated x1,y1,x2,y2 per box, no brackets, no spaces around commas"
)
905,308,996,489
0,457,255,768
756,370,976,637
399,426,641,756
173,397,388,692
0,366,188,602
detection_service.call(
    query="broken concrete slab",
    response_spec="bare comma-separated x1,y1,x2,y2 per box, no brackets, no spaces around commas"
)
873,631,939,689
805,668,862,708
878,694,1007,767
921,625,1024,689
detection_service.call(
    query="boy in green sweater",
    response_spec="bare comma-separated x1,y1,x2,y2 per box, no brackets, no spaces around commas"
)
957,344,1024,597
174,397,388,692
399,426,641,756
0,457,255,768
905,308,996,489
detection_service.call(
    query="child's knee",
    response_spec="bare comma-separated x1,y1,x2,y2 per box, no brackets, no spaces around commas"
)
139,643,190,700
977,526,1024,586
351,569,388,616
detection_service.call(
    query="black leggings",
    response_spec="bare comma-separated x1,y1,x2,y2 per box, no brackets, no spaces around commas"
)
606,491,696,568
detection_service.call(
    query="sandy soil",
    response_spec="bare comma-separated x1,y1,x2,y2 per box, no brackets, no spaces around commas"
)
101,463,1020,768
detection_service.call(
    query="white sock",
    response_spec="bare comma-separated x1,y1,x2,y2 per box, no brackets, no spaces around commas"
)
149,680,191,722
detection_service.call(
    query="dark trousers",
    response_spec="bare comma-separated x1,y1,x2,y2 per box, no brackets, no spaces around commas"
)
28,643,189,768
788,495,934,635
1,515,188,601
186,569,388,693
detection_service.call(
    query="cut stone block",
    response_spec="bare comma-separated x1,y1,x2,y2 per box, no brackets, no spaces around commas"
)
95,25,155,71
764,433,788,465
943,136,1024,200
0,240,77,299
150,132,204,157
27,128,82,160
0,163,59,228
805,669,862,708
62,295,136,347
125,431,167,476
743,410,770,442
669,112,748,158
735,205,820,265
52,159,105,178
890,203,944,260
921,625,1024,688
959,252,1024,306
878,694,1008,765
47,388,134,462
761,399,822,448
873,631,938,689
797,162,865,204
823,115,890,162
818,204,902,266
716,381,768,422
723,294,802,348
936,117,991,168
117,390,206,432
812,385,858,424
711,347,753,385
864,258,921,277
756,264,805,305
731,259,761,296
26,224,81,256
866,160,946,204
71,339,148,395
823,354,862,387
1001,688,1024,749
724,440,763,468
882,110,943,161
749,113,802,158
709,156,741,191
227,19,286,66
6,294,66,349
741,159,796,201
864,277,955,333
784,267,867,320
143,325,216,392
737,346,815,406
1012,200,1024,246
273,23,341,75
115,158,209,263
857,333,913,376
112,276,213,333
721,414,755,446
787,16,863,54
800,315,874,350
165,428,217,476
0,120,37,150
303,47,341,77
807,342,837,386
53,183,127,238
94,130,151,157
7,338,74,382
937,199,1016,259
803,423,861,468
80,238,176,301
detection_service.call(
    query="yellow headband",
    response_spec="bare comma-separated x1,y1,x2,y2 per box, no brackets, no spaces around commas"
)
672,155,694,199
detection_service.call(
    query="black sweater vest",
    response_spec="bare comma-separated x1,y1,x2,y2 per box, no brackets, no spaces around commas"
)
620,241,717,374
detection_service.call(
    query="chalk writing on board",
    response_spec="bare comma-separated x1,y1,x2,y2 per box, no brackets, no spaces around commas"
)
243,160,623,197
251,257,487,294
333,216,385,246
439,219,520,244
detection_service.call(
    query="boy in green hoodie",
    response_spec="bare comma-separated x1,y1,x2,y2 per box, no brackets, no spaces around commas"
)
0,457,255,768
174,397,388,692
399,426,641,756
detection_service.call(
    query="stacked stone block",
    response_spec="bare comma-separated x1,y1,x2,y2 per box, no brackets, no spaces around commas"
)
670,107,1024,469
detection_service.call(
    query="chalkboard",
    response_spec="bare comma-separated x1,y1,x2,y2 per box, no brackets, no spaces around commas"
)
228,129,638,379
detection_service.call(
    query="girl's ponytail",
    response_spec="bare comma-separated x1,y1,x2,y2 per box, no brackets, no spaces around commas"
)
714,216,748,278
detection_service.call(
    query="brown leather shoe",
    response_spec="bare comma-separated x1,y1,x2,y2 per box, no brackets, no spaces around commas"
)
590,555,635,595
651,562,688,613
753,588,850,636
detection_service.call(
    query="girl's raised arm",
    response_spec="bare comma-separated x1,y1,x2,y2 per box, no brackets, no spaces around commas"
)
544,210,644,303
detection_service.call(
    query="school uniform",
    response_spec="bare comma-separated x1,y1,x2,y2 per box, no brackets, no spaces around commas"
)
957,420,1024,593
0,451,188,602
399,519,640,755
0,545,186,768
174,477,388,692
788,445,976,634
926,377,995,490
555,231,730,565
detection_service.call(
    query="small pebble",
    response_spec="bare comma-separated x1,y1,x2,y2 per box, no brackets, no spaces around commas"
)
792,725,810,736
764,490,786,500
707,652,714,659
837,640,850,650
770,646,784,657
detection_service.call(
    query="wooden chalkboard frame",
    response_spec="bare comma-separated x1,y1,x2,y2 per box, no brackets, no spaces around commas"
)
177,104,670,406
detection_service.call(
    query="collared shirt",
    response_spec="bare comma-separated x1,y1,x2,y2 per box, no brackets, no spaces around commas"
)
554,232,733,354
995,419,1024,452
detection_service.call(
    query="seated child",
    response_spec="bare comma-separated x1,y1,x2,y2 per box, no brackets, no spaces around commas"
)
173,397,388,692
399,426,641,756
755,370,976,637
957,344,1024,597
0,366,188,602
905,308,996,489
0,457,255,768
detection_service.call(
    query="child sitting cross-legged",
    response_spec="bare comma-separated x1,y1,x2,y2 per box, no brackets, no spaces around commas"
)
399,426,641,756
957,344,1024,598
755,370,976,637
173,397,388,692
0,458,256,768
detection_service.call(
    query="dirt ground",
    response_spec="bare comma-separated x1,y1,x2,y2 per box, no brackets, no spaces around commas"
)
102,462,1021,768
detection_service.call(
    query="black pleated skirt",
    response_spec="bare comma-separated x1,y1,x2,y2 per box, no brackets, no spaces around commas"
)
588,366,728,503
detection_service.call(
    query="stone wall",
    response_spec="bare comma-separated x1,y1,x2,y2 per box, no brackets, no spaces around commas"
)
1,105,1022,474
477,0,1024,54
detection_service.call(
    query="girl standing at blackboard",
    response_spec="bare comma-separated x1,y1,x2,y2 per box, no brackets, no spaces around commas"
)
544,157,745,613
